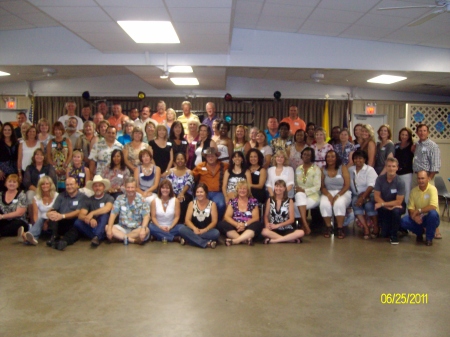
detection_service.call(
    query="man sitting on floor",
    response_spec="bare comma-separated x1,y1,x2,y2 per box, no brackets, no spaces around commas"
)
400,170,440,246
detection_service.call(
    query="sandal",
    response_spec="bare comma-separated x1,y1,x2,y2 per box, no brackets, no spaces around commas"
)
371,229,379,239
434,233,442,239
323,227,332,238
363,230,370,240
337,228,345,239
247,238,254,246
264,238,271,245
207,240,217,249
225,238,233,246
294,238,303,244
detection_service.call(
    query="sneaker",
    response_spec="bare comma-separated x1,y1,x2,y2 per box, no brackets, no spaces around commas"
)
123,236,128,245
390,236,399,245
180,238,185,246
91,236,100,247
17,226,24,243
25,232,38,246
56,240,67,251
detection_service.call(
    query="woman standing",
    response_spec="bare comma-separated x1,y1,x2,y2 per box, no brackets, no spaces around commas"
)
334,129,355,167
185,119,200,169
0,174,28,237
211,119,221,143
101,149,130,199
47,122,72,191
247,126,259,152
234,125,250,154
143,120,156,143
149,180,182,242
353,123,363,150
179,183,220,249
169,121,189,165
166,152,194,223
311,127,333,169
246,149,267,205
149,125,173,178
320,150,351,239
374,124,395,175
37,118,54,149
360,124,376,167
266,150,295,199
255,130,272,169
194,124,217,166
164,108,177,131
270,122,293,155
0,123,19,186
20,176,58,245
117,120,134,145
66,150,92,196
123,127,149,172
18,126,43,180
218,181,263,246
394,127,414,206
222,151,252,204
95,120,110,143
74,121,97,166
135,149,161,205
216,120,233,163
289,129,307,171
294,147,321,235
263,180,304,244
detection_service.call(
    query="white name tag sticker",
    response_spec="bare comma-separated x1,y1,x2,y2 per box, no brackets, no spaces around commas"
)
73,201,79,206
294,122,299,126
260,150,265,154
286,141,292,146
381,147,385,151
345,148,350,152
192,141,197,145
100,203,105,207
245,211,252,216
118,174,123,178
12,199,18,204
39,173,45,178
391,189,397,194
167,142,172,146
204,209,210,214
182,141,187,145
395,145,399,149
177,178,184,183
201,167,207,171
121,206,127,211
421,148,427,153
254,171,260,176
424,194,430,199
79,173,85,177
140,173,144,177
336,174,342,178
52,143,56,148
281,207,288,212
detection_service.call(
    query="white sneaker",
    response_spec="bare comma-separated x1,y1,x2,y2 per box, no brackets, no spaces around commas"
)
17,226,24,243
25,232,38,246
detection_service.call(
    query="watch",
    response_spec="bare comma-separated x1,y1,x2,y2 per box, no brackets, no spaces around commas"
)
418,208,422,214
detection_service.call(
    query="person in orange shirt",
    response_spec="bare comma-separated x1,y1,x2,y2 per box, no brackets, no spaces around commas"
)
151,100,167,124
107,103,127,132
280,105,306,136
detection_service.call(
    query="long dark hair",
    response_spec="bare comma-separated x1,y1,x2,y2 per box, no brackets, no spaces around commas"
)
109,149,126,170
0,122,18,144
169,121,185,141
325,150,342,170
228,151,247,173
245,148,264,167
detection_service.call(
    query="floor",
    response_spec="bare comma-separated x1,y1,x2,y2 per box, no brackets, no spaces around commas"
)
1,214,449,337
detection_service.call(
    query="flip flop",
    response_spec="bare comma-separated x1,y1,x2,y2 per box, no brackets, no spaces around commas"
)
435,233,442,239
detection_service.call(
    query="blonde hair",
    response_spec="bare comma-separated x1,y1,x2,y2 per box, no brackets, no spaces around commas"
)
271,149,289,166
132,126,144,141
361,124,376,143
37,118,50,133
72,149,84,160
166,108,177,122
235,180,253,198
35,176,57,200
155,124,168,140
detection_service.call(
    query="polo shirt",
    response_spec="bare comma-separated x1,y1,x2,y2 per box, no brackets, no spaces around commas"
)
280,116,306,135
52,191,86,214
374,174,405,202
151,112,166,124
80,193,114,212
407,184,439,213
177,113,200,134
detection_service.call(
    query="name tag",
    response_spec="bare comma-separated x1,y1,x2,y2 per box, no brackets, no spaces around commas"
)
100,203,105,207
12,199,18,204
355,144,360,148
391,189,397,194
381,147,385,151
281,207,288,212
182,141,187,145
73,201,79,206
336,174,342,178
121,206,127,211
294,122,299,126
421,148,427,152
286,141,292,146
192,141,197,145
79,173,85,177
345,148,350,152
201,167,207,171
118,174,123,178
39,173,45,178
260,149,265,154
178,178,184,183
52,143,56,148
245,211,252,216
117,124,122,128
395,145,399,149
204,209,210,214
140,173,144,177
254,171,260,176
424,194,430,199
167,142,172,146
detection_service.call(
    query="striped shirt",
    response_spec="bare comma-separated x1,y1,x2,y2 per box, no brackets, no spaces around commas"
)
413,139,440,173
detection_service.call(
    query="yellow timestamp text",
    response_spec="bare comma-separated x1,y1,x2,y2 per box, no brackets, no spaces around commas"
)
380,293,428,304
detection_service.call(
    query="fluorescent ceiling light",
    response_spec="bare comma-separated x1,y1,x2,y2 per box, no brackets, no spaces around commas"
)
170,77,199,86
367,75,407,84
117,21,180,43
169,66,193,73
0,71,10,76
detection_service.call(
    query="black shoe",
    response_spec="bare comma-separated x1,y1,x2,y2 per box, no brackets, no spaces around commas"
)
426,240,433,246
416,235,424,243
56,240,67,251
390,236,399,245
91,236,100,247
46,236,57,248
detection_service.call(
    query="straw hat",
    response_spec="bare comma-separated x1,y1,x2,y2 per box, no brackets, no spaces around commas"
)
86,175,111,191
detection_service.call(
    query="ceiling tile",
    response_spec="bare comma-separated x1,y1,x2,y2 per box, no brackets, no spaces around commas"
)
19,12,59,26
169,7,231,23
235,0,264,14
103,6,170,21
356,13,412,29
233,12,259,29
307,8,365,24
28,0,98,7
96,0,164,7
318,0,380,12
165,0,232,7
173,22,230,35
257,15,304,32
261,3,315,19
266,0,320,5
61,21,123,34
39,6,111,21
339,24,393,40
370,0,433,18
0,0,41,14
300,20,351,36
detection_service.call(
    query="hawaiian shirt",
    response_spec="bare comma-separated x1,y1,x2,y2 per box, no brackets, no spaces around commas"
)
89,139,123,175
166,170,194,195
111,193,150,229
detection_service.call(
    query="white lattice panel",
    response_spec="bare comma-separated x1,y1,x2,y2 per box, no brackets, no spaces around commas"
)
407,104,450,141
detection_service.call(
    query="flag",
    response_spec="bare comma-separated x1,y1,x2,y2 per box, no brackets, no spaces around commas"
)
322,100,330,140
343,99,349,129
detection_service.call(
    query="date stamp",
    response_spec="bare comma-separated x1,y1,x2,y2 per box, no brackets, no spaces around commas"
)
380,293,428,304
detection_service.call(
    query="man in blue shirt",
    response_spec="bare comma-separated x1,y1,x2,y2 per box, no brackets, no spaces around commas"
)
264,116,279,143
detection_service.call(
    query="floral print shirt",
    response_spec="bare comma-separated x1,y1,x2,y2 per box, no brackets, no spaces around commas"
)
0,190,27,223
228,197,259,223
111,193,150,229
88,139,123,175
334,142,355,166
311,143,334,169
166,170,194,195
101,166,131,190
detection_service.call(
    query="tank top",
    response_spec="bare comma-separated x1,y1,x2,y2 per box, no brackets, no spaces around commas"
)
195,138,212,165
191,200,213,229
34,193,58,219
21,141,41,171
139,165,156,191
68,164,87,188
323,166,344,191
250,167,267,205
268,197,293,230
155,197,176,227
217,144,229,162
226,170,247,193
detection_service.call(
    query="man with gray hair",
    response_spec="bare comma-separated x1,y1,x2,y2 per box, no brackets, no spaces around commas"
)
63,116,82,145
202,102,217,135
58,101,83,131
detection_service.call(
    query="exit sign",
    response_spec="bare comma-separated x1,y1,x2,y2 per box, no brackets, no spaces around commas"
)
6,98,16,109
365,103,376,115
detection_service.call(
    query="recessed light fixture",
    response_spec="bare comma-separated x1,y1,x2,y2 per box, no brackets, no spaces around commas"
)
117,21,180,43
0,71,10,76
367,75,407,84
170,77,199,86
169,66,193,73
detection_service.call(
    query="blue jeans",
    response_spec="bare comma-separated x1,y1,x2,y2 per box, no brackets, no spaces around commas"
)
149,223,183,241
29,218,47,239
179,226,220,248
400,210,440,241
74,213,109,241
209,192,226,219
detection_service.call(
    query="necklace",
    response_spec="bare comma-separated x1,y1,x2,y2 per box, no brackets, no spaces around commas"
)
300,165,311,184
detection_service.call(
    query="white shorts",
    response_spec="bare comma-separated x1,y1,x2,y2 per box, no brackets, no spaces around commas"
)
113,225,150,241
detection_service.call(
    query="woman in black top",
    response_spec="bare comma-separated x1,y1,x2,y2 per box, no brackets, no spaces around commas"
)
169,121,189,164
149,124,173,179
0,122,19,188
394,127,414,206
246,148,267,205
179,183,219,249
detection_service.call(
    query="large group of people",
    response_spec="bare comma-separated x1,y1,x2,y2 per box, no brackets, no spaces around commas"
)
0,100,443,250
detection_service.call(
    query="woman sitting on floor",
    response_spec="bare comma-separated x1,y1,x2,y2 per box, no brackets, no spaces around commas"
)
0,174,28,238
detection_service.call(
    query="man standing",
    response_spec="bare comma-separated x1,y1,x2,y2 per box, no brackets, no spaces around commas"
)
46,177,86,251
89,126,123,175
93,112,104,129
264,116,279,143
14,112,31,139
306,122,316,146
151,100,167,124
374,157,405,244
202,102,218,135
129,107,140,122
74,175,114,247
280,105,306,136
63,117,83,145
412,123,440,186
192,147,228,219
108,103,127,132
134,105,153,130
81,104,93,123
328,126,341,146
97,101,110,119
58,101,83,131
107,177,150,244
400,170,440,246
177,101,199,134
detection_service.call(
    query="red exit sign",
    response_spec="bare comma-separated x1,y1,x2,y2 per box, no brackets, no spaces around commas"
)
6,98,16,109
365,105,376,115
